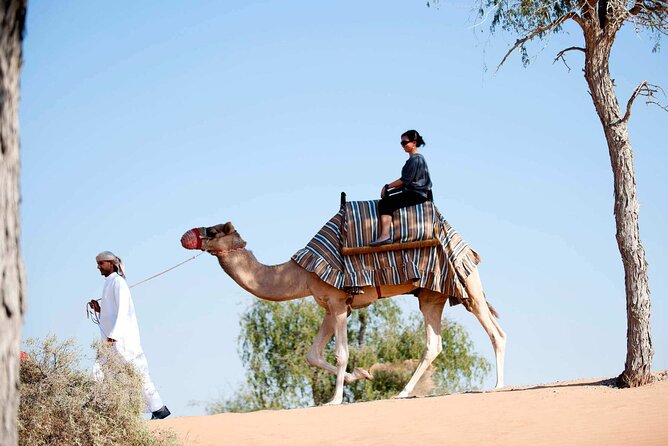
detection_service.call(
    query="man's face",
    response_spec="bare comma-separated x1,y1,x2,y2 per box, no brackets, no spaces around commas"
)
97,260,114,277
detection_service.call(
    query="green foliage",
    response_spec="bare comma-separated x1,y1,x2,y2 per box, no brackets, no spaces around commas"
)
19,336,180,446
207,299,490,413
432,0,666,63
205,386,260,414
483,0,577,66
237,297,326,409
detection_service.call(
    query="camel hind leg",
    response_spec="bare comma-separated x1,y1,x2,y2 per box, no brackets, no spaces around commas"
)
464,267,506,389
396,289,447,398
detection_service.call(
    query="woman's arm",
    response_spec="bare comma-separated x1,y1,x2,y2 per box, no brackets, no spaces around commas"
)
381,179,404,197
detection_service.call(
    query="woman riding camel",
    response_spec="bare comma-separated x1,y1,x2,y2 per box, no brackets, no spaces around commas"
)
370,129,432,246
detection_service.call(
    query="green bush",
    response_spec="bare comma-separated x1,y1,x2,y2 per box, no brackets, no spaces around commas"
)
207,299,491,412
19,336,179,446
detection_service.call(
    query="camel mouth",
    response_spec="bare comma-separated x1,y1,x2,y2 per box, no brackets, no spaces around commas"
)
181,228,204,250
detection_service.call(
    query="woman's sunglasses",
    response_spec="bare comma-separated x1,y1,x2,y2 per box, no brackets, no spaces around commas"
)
400,140,413,147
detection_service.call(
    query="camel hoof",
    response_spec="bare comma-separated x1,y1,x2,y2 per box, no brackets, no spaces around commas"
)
393,391,410,399
181,228,202,250
343,367,373,384
324,398,343,406
354,367,373,381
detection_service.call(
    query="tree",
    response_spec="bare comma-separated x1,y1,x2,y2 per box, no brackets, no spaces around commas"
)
0,1,27,445
432,0,666,386
208,299,490,413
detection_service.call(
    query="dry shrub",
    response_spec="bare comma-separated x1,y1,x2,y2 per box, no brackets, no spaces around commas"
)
369,360,437,397
19,336,179,446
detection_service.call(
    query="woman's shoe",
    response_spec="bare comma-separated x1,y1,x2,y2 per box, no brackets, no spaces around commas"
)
369,238,392,247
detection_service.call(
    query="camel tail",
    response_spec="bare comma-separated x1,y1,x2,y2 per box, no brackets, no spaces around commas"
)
483,292,499,319
487,301,499,319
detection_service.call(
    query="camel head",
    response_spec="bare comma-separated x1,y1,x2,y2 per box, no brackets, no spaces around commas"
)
180,222,247,254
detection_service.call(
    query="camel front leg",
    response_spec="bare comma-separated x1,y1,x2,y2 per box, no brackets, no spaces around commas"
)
396,291,446,398
324,299,349,405
465,268,506,389
306,311,371,386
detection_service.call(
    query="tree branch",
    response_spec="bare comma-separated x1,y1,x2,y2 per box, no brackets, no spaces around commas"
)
553,46,586,72
614,81,668,126
496,12,583,72
583,0,598,18
629,0,668,16
628,0,668,33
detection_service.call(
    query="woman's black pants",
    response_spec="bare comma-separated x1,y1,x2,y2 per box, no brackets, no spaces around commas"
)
378,189,429,216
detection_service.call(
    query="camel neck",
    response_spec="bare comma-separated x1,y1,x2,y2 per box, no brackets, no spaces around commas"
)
216,248,309,301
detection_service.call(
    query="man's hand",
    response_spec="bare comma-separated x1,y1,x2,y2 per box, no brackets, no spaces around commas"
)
88,299,100,313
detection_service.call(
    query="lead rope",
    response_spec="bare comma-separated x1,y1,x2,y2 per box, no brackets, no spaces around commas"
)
128,252,204,289
86,252,205,325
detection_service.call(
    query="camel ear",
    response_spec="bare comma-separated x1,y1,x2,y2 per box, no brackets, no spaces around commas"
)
223,222,235,234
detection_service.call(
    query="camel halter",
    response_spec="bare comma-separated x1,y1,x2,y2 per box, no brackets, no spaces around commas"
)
207,244,247,256
180,226,247,256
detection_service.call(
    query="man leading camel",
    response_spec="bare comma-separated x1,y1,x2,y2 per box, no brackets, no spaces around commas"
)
92,251,171,420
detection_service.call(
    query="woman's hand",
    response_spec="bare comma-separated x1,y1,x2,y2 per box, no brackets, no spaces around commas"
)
382,180,402,197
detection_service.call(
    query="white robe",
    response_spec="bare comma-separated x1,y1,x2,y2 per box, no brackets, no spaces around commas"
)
93,272,164,413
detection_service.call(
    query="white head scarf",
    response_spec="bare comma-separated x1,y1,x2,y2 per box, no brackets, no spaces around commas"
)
96,251,126,278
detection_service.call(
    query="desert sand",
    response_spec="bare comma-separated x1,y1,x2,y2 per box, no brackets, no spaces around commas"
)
153,374,668,446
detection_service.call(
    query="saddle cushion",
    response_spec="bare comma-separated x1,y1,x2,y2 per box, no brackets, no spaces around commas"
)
292,201,480,305
342,200,438,248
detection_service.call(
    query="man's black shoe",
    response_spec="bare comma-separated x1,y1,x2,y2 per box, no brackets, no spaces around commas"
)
151,406,171,420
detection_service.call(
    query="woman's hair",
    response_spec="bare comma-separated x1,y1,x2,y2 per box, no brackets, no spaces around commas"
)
402,129,425,147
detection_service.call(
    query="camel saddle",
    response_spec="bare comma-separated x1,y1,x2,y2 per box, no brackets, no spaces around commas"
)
292,195,481,305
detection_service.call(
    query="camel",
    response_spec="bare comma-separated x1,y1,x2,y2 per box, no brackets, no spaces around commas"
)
181,222,506,405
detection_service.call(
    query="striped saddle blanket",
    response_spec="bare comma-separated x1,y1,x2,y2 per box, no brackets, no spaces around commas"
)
292,200,481,305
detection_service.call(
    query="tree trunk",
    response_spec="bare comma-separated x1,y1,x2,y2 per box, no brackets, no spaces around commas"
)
0,1,27,445
583,30,653,387
357,310,367,347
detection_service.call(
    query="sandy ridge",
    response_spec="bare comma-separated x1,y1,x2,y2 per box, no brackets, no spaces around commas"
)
153,375,668,446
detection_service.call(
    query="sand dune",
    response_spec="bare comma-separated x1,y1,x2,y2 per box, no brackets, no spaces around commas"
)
153,374,668,446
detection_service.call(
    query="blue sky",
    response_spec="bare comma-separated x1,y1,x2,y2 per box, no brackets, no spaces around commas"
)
20,1,666,416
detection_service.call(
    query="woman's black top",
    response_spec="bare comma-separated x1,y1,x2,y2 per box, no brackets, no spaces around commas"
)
400,153,432,198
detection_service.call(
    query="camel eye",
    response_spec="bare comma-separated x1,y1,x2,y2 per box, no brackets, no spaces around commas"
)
208,224,229,236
